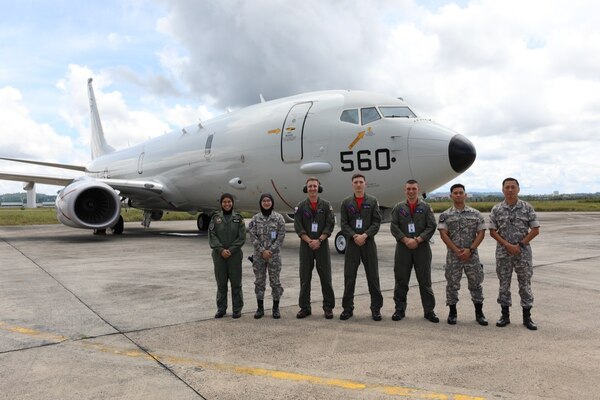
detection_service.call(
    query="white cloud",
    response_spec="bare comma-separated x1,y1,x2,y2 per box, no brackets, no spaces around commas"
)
2,0,600,195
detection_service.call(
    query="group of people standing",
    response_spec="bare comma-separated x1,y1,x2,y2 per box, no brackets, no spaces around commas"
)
208,175,540,331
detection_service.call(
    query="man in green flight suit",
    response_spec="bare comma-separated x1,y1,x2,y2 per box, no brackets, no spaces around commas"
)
390,179,439,323
340,173,383,321
294,177,336,319
209,193,246,319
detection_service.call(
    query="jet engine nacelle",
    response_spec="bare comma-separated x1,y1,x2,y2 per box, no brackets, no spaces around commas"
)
56,179,121,229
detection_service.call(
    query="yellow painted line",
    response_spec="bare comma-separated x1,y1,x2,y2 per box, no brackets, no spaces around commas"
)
0,321,68,342
348,130,366,150
2,322,486,399
267,128,281,134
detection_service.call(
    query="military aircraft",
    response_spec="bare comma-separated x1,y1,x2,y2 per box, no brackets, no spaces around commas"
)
0,78,476,252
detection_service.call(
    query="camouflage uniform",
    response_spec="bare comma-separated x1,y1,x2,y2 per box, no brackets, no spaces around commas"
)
489,200,540,307
438,206,486,305
294,197,336,312
209,211,246,314
248,211,286,301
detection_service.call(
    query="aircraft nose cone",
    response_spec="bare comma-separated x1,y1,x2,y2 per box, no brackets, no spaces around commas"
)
448,134,476,173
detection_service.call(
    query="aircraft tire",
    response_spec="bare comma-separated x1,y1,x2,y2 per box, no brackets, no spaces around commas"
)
112,215,124,235
197,213,211,231
334,231,346,254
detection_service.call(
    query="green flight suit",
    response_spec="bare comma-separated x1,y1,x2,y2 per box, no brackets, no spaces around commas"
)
390,199,437,313
209,211,246,313
340,193,383,312
294,197,335,311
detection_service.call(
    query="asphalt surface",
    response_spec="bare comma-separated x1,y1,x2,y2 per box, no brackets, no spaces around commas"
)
1,212,599,399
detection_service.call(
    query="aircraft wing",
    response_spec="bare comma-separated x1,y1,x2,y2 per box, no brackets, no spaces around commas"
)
97,178,164,195
0,171,75,186
0,157,87,172
0,168,164,197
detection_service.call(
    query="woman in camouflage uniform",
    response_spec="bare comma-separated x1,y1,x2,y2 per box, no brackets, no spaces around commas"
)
248,194,286,319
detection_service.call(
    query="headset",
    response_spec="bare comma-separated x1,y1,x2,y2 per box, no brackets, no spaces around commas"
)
303,177,323,193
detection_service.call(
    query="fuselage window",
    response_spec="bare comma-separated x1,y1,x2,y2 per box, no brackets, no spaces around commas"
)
340,109,359,124
379,106,417,118
361,107,381,125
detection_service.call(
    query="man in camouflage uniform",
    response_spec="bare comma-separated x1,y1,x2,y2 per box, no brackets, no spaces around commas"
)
209,193,246,319
438,183,487,326
489,178,540,330
340,173,383,321
390,179,439,323
294,177,336,319
248,194,286,319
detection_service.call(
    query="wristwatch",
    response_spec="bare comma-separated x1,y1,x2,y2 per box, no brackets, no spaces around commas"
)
469,247,476,254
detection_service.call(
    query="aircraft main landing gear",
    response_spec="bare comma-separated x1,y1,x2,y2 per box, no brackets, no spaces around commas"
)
197,213,211,231
111,215,124,234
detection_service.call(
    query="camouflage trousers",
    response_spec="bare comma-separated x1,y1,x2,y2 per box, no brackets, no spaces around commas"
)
496,255,533,307
253,252,284,301
445,256,484,305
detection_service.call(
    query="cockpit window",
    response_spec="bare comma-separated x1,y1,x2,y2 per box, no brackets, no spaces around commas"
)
361,107,381,125
340,109,359,124
379,106,417,118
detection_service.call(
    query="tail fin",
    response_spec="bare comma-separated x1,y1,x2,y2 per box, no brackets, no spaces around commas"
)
87,78,114,159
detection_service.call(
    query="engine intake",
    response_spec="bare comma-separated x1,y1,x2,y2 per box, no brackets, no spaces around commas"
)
56,180,121,229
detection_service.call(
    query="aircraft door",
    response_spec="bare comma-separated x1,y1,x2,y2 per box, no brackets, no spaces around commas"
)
281,102,313,163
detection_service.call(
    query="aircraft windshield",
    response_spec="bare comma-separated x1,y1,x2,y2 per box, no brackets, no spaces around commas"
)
340,109,359,124
379,106,416,118
361,107,381,125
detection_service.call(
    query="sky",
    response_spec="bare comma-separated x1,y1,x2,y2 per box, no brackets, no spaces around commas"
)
1,0,599,196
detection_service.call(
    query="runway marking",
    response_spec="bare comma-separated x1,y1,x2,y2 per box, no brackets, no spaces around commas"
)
0,322,68,343
2,322,485,399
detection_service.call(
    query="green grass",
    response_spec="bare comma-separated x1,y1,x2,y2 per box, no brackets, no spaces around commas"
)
0,208,255,226
429,200,600,213
0,208,197,226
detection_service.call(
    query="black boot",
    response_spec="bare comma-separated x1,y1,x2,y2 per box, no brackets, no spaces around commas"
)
254,299,264,319
447,304,457,325
272,300,280,319
496,306,510,327
522,307,537,330
474,302,488,326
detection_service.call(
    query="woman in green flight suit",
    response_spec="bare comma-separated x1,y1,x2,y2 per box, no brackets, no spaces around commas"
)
209,193,246,319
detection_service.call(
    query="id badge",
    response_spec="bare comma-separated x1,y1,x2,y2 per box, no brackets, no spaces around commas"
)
271,231,277,240
355,219,363,229
311,222,319,233
408,222,416,234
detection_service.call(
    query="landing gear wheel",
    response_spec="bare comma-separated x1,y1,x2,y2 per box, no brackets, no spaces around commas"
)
197,213,211,231
112,215,124,235
334,231,346,254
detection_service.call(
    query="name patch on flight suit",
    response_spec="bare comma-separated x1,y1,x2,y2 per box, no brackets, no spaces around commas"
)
415,208,424,213
232,217,242,224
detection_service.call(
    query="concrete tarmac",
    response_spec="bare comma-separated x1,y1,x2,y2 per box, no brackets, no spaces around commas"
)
0,212,599,399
